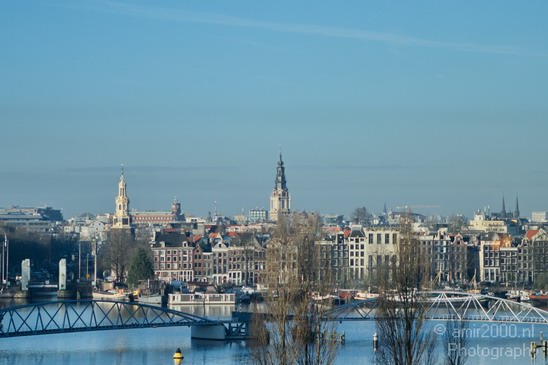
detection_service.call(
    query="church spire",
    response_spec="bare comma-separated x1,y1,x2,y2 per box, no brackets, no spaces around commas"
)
501,195,507,219
275,153,288,191
113,164,131,229
270,152,291,222
514,195,520,219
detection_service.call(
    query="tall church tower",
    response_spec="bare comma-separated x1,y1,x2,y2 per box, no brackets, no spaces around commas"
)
112,165,131,229
514,195,520,219
171,197,184,221
269,153,291,222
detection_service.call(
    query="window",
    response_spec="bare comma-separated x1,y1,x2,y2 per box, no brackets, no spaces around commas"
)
377,234,381,243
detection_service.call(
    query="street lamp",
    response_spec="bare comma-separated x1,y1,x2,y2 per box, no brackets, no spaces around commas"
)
0,228,9,287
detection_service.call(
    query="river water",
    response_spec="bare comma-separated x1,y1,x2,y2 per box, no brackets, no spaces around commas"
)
1,301,546,365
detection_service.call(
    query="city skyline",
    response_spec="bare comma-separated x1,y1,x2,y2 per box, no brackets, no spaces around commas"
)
0,160,531,220
2,1,548,218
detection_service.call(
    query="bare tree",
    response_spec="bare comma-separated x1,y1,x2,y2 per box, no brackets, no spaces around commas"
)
249,213,339,365
447,214,468,233
351,207,369,225
102,229,134,283
444,319,468,365
375,212,437,365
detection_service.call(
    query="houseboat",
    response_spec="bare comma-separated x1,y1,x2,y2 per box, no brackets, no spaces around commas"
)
92,290,127,301
138,294,164,305
168,292,236,305
530,292,548,307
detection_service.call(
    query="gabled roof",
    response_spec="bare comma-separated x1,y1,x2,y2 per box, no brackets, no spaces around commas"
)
349,230,365,238
154,232,187,246
533,229,548,242
525,229,540,241
213,241,228,249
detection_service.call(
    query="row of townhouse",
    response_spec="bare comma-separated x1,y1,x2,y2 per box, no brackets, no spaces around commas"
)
317,226,476,287
151,231,266,286
150,221,548,289
479,229,548,285
317,225,548,287
418,230,470,283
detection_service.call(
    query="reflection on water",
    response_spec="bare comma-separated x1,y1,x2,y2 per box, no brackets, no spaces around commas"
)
1,300,547,365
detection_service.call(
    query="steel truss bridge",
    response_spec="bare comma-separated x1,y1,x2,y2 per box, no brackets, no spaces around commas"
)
325,291,548,324
3,292,548,338
0,300,223,338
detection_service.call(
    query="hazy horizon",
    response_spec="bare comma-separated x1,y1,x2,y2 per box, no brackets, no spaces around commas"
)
2,1,548,219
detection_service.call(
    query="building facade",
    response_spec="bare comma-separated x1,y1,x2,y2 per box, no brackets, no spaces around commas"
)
249,209,269,223
317,231,349,286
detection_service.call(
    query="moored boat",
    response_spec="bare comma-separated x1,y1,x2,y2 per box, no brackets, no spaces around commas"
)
530,292,548,307
138,294,164,305
92,290,127,301
506,290,531,303
169,292,235,305
355,291,379,300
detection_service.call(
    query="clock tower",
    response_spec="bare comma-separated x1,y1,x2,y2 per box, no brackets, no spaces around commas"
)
112,165,131,229
269,153,291,222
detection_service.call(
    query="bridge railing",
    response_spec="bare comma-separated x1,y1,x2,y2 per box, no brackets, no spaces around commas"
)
322,291,548,324
0,300,216,338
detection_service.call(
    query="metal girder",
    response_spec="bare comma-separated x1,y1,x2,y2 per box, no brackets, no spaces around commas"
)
322,298,378,321
0,300,217,338
323,291,548,324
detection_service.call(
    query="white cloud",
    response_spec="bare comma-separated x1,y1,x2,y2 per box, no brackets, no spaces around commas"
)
76,1,548,57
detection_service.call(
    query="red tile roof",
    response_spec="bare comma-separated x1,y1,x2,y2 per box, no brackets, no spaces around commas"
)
526,230,540,240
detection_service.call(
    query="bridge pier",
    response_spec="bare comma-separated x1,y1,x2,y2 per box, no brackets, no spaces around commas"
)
14,259,31,299
190,321,252,341
191,324,227,340
190,312,254,341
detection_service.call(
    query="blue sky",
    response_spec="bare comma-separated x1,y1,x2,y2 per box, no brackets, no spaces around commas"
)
1,1,548,219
